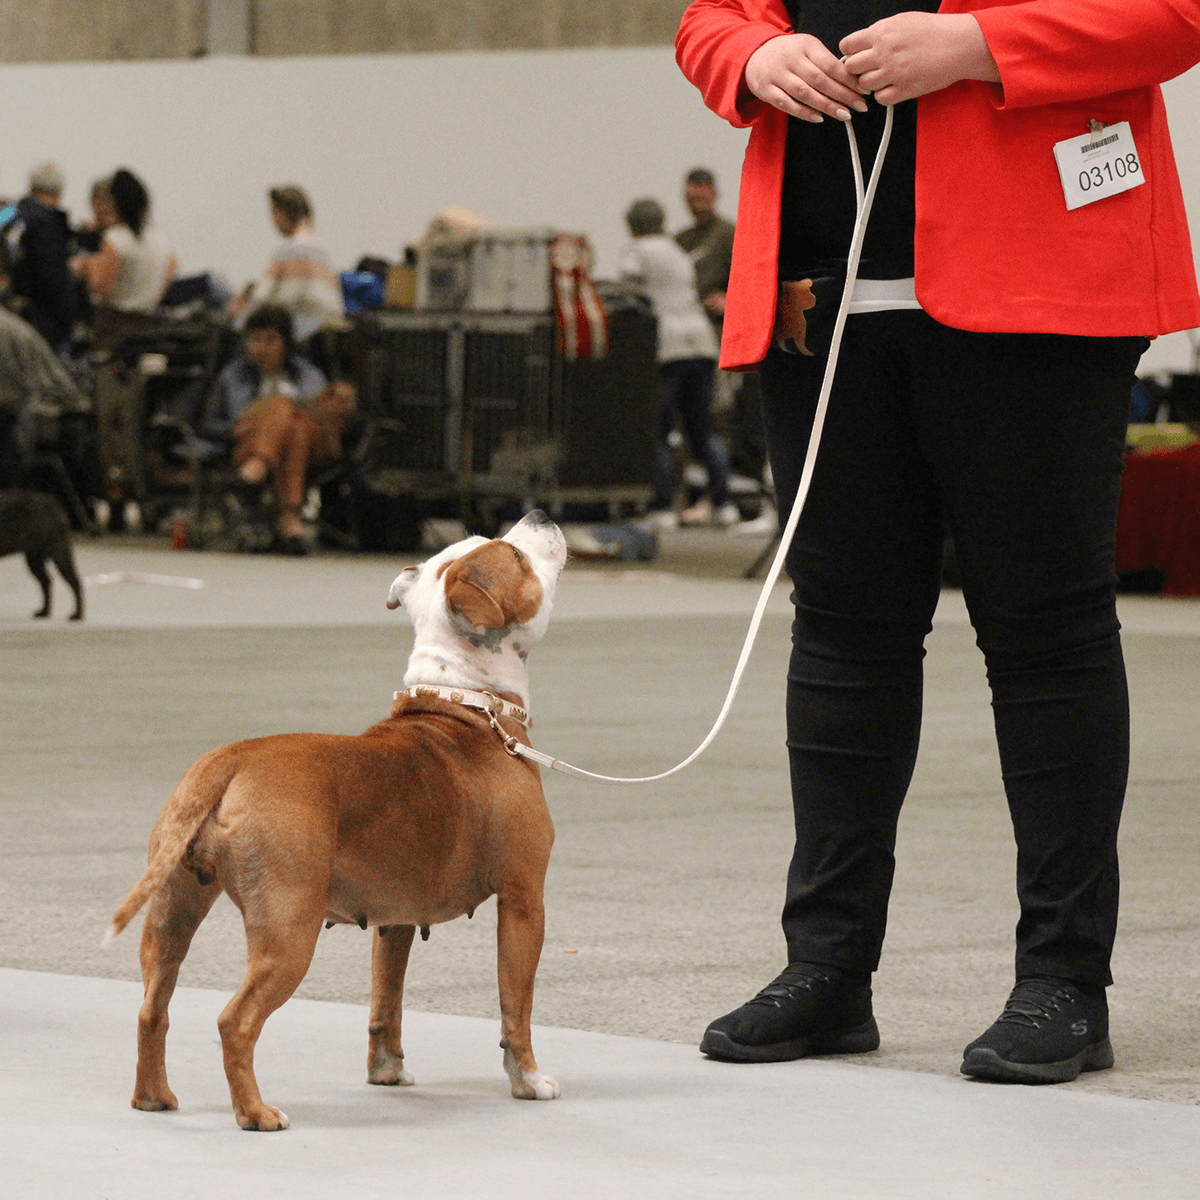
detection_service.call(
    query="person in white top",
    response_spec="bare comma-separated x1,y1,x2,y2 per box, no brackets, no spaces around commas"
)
619,197,737,527
73,168,177,341
232,185,344,343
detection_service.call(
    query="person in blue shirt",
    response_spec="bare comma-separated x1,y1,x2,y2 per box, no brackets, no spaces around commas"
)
205,304,352,553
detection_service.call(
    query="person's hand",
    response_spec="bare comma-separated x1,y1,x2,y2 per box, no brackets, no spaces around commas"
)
228,282,256,318
745,34,869,123
311,380,355,417
702,290,727,316
840,13,999,106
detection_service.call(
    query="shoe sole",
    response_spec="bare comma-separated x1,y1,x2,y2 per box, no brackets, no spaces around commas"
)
699,1018,880,1063
960,1037,1114,1084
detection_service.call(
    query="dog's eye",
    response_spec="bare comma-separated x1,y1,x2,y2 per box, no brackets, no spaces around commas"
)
511,546,524,564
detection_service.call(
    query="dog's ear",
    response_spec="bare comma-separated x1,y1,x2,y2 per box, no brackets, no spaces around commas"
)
443,561,508,629
386,565,420,611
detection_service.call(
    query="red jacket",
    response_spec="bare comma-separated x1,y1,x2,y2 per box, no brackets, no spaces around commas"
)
676,0,1200,369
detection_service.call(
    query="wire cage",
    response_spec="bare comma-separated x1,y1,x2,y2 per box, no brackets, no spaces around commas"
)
354,311,562,504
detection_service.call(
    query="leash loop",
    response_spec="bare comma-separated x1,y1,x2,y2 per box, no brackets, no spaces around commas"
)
417,109,895,786
519,107,896,785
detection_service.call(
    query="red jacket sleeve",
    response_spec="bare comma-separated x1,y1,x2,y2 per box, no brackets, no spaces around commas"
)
677,0,798,369
961,0,1200,108
676,0,793,127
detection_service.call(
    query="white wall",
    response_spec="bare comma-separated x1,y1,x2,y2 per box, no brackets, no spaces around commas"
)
1,45,1197,371
0,47,749,288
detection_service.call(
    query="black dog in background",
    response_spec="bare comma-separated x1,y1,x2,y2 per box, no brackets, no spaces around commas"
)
0,491,84,620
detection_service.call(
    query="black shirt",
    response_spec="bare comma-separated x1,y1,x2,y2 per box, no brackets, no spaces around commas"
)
778,0,940,280
8,196,81,345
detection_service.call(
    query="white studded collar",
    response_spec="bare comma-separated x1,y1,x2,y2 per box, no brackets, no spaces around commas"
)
394,685,531,729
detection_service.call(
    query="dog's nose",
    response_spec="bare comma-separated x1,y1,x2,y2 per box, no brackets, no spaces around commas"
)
522,509,551,526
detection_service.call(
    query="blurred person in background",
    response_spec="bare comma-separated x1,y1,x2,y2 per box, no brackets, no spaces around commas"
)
232,185,344,343
204,303,353,555
4,162,81,351
621,196,738,528
73,167,177,343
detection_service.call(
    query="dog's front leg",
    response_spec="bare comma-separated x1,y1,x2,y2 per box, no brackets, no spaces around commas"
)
496,892,559,1100
367,924,416,1086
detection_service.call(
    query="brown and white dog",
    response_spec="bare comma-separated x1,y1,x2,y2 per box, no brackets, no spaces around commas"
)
107,509,567,1130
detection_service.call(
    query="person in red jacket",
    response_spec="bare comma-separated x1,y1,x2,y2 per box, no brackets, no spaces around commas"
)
677,0,1200,1083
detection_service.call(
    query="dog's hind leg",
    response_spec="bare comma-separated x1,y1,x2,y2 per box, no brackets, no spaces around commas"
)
24,553,52,618
49,543,84,620
367,924,417,1086
217,894,325,1131
496,890,560,1100
132,864,222,1113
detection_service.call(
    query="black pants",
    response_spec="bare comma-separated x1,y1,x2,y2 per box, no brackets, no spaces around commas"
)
655,357,731,510
760,310,1146,989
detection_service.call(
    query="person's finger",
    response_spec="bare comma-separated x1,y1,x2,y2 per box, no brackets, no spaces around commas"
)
794,44,871,108
763,81,836,122
852,64,917,105
840,47,876,82
788,69,869,119
868,83,910,106
747,35,869,121
839,27,873,58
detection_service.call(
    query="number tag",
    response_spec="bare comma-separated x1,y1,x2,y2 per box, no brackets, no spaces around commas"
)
1053,121,1144,211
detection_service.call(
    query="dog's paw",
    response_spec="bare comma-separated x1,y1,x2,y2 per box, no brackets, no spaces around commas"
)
510,1071,560,1101
237,1104,290,1131
503,1044,560,1099
131,1090,178,1113
368,1062,415,1087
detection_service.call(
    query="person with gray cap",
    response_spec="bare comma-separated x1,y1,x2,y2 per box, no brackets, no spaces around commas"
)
3,163,81,350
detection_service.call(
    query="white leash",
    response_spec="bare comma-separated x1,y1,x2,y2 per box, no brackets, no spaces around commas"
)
531,108,894,784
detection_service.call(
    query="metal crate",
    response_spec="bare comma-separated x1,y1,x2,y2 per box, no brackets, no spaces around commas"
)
357,317,453,482
462,320,557,481
354,311,561,504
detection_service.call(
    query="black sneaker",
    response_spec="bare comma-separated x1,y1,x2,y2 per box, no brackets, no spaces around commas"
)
700,962,880,1063
961,978,1114,1084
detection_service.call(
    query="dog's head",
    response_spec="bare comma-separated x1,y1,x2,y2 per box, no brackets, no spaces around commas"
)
387,511,567,699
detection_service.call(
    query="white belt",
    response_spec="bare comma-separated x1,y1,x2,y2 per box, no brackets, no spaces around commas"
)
848,276,921,314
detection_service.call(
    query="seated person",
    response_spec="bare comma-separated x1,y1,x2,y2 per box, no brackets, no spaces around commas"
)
0,303,89,485
5,162,82,351
204,304,353,554
73,167,177,344
73,176,118,255
231,185,344,343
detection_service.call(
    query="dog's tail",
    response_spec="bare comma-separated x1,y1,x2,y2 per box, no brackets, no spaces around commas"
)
104,748,241,943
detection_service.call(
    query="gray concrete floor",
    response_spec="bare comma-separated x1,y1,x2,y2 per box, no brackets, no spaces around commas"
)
1,528,1199,1196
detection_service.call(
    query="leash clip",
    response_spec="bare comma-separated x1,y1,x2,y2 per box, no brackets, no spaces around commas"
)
482,697,523,757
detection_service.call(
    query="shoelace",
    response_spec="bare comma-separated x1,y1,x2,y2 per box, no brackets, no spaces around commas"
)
996,980,1076,1028
747,964,834,1008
